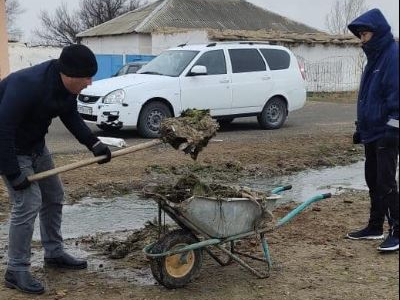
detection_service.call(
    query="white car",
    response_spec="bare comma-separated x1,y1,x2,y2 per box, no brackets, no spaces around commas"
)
77,42,306,138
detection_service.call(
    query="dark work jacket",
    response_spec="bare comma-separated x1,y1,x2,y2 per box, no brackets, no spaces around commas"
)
0,60,98,177
348,9,399,143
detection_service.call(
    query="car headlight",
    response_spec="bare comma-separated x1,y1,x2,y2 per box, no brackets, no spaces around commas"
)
103,89,125,104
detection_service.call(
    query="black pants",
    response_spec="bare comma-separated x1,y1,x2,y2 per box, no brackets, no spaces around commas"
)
365,139,399,233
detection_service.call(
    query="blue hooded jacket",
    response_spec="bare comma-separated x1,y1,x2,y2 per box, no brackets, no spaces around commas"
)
348,9,399,144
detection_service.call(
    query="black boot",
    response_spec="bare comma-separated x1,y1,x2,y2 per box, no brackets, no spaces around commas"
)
4,270,45,295
44,252,87,270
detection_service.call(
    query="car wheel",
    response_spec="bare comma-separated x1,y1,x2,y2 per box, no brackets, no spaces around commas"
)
217,118,234,127
258,97,287,129
138,101,172,138
96,124,122,132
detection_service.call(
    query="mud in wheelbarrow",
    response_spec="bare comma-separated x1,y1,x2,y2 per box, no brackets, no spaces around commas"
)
143,185,331,289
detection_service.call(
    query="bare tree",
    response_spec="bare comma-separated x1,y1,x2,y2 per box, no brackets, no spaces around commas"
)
5,0,25,41
79,0,146,28
325,0,368,35
35,0,147,46
34,3,83,46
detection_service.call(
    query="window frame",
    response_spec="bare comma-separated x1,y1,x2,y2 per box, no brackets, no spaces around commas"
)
228,48,267,74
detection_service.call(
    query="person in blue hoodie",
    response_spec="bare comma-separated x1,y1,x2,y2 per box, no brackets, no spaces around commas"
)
346,9,399,252
0,44,112,294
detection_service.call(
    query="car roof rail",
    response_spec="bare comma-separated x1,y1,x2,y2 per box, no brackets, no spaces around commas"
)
176,41,274,49
238,41,270,45
206,41,271,46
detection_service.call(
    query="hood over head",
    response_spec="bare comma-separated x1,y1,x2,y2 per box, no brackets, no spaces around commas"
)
348,8,391,39
348,9,394,59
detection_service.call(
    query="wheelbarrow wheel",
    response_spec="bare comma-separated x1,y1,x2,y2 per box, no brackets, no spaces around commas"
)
150,229,203,289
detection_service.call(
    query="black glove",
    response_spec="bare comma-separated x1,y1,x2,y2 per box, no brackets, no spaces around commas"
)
353,131,361,144
6,172,31,191
379,128,399,148
91,141,112,164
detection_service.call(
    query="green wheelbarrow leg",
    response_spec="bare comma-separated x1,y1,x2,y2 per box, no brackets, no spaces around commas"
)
260,233,272,270
215,244,269,279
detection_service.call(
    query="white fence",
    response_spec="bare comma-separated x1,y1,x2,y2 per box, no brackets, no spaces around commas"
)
297,54,366,92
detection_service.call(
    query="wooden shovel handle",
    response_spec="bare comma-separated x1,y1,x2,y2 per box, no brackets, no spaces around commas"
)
28,139,162,182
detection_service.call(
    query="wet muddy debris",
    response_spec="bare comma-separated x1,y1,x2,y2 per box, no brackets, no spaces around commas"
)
81,223,163,259
160,109,219,160
144,173,270,204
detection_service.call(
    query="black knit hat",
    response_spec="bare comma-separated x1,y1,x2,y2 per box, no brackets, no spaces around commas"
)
58,44,98,78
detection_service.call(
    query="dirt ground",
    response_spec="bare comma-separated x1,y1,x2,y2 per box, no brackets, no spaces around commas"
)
0,99,398,300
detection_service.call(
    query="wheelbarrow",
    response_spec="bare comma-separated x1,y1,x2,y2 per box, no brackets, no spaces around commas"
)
143,185,331,289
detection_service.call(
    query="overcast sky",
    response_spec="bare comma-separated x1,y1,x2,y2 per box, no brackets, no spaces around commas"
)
17,0,399,42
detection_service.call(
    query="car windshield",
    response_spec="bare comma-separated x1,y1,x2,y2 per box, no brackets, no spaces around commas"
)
138,50,199,77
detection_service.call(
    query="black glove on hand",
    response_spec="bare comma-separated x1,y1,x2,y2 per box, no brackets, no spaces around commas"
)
6,172,31,191
353,131,361,144
379,128,399,148
91,141,112,164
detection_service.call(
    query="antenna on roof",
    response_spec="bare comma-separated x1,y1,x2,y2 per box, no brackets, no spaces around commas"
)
177,42,188,47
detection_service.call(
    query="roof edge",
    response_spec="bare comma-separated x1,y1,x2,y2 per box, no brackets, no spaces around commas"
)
208,28,360,45
77,1,162,38
135,0,170,33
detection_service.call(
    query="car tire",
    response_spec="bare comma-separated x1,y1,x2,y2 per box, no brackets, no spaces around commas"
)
258,97,287,129
138,101,172,138
217,118,234,127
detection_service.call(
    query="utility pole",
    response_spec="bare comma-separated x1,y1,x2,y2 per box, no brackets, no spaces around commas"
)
0,0,10,80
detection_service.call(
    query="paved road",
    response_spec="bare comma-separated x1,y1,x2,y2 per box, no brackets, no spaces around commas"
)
46,101,357,154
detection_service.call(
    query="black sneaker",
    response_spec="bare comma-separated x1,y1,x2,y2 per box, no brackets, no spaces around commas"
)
346,226,384,240
378,232,399,252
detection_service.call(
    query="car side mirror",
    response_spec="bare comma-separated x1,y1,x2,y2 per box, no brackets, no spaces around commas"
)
189,65,207,76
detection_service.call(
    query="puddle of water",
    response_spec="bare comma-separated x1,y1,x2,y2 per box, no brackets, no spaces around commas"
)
58,195,159,239
241,161,367,204
0,194,159,241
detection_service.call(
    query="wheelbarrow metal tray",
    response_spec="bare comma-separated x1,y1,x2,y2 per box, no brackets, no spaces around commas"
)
174,196,265,238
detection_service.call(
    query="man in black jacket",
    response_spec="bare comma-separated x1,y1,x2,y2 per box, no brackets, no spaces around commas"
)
0,44,112,294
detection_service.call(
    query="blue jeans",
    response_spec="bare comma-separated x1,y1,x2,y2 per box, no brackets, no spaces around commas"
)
1,146,65,271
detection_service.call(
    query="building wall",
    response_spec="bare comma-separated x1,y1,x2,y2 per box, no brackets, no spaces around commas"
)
80,34,152,55
0,0,9,79
151,30,209,54
8,43,61,73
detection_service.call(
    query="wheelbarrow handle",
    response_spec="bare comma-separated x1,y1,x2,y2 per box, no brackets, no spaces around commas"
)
276,193,332,228
322,193,332,199
271,185,292,194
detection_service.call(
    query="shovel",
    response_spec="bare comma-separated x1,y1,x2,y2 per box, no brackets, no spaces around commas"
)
28,139,162,182
27,110,219,183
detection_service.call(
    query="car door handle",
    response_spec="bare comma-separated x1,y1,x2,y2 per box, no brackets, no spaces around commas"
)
262,76,272,80
219,79,230,83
